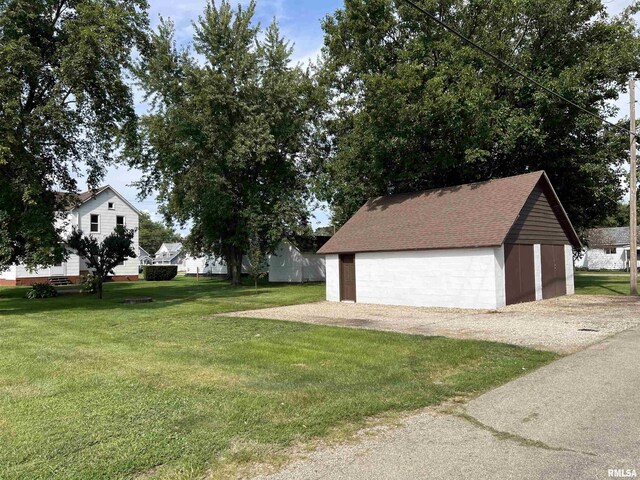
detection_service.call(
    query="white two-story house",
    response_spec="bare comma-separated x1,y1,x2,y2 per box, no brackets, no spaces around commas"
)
0,185,140,286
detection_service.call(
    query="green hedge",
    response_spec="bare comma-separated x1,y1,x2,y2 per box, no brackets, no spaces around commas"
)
143,265,178,281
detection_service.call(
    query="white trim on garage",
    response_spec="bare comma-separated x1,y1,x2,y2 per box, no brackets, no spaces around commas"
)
564,244,575,295
533,244,543,300
325,254,340,302
494,244,506,309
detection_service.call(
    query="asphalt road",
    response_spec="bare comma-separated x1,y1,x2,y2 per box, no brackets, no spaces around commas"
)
256,327,640,480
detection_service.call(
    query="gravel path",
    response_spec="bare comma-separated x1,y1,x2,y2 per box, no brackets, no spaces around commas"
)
221,295,640,353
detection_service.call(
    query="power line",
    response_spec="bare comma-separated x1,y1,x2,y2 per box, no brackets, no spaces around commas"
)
396,0,636,138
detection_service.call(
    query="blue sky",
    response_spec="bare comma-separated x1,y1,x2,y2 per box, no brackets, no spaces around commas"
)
96,0,636,233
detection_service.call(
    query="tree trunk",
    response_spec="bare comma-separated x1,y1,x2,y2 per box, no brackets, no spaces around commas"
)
228,248,243,286
97,278,103,299
222,247,233,281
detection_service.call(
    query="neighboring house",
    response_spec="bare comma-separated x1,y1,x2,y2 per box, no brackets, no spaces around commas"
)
154,242,186,271
184,255,253,276
183,236,330,282
268,236,331,283
574,227,640,271
184,255,228,276
318,171,581,309
0,186,140,286
139,246,153,266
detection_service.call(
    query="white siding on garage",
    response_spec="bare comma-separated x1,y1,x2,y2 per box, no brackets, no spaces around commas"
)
353,248,504,309
325,254,340,301
76,189,139,277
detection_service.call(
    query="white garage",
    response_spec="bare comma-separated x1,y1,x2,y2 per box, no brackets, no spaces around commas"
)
318,171,581,309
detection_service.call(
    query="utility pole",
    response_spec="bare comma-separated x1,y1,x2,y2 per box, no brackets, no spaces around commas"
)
630,79,637,296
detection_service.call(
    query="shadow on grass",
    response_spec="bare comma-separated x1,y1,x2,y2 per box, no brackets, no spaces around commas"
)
574,272,629,296
0,277,324,316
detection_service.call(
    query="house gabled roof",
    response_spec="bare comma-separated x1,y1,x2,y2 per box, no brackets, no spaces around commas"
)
160,243,183,253
155,243,182,256
56,185,141,215
586,226,639,247
318,171,581,255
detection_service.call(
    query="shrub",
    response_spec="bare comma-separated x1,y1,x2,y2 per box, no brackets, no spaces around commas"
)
143,265,178,281
25,283,58,299
79,274,99,294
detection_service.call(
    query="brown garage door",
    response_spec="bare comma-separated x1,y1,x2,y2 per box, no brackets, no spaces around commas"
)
504,244,536,305
339,254,356,301
541,245,566,299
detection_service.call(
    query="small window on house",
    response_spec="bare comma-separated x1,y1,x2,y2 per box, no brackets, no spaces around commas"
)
90,214,100,232
604,248,616,255
116,216,125,227
108,202,115,210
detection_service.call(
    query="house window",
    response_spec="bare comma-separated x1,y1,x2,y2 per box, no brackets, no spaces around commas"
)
90,214,100,232
116,216,125,227
604,248,616,255
108,202,115,210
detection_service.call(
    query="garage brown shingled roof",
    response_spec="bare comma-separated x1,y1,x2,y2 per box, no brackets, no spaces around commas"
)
318,171,580,254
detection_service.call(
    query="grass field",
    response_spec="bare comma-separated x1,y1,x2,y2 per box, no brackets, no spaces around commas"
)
574,271,631,295
0,276,556,479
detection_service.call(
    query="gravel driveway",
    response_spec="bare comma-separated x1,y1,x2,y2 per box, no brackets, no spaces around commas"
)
222,295,640,353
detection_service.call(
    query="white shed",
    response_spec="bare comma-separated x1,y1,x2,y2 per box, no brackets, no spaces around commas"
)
184,255,228,276
318,171,581,309
268,236,331,283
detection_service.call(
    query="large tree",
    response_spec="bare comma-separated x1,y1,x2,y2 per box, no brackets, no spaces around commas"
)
133,1,318,285
313,0,640,234
138,212,181,254
0,0,148,270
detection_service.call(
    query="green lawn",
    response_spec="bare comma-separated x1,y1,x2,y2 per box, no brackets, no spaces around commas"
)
574,271,631,295
0,276,556,479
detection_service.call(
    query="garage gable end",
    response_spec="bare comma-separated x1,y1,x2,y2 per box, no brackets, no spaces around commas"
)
504,175,581,249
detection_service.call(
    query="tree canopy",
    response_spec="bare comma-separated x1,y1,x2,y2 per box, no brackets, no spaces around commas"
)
602,202,640,228
313,0,640,235
138,212,181,254
0,0,149,270
133,0,319,284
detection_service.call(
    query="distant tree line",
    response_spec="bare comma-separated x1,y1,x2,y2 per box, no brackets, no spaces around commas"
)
138,212,181,254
